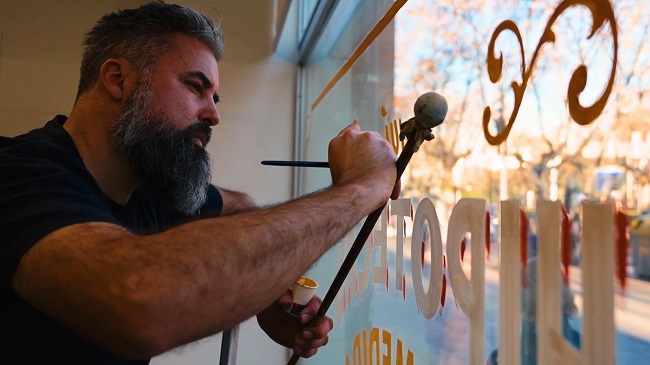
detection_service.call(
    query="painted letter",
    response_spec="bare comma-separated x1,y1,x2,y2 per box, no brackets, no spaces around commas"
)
446,198,487,365
411,197,443,319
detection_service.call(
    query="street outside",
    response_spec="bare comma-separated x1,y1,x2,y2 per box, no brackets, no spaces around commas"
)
353,239,650,365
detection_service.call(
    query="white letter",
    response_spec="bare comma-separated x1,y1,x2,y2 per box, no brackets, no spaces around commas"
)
498,199,522,365
391,198,411,292
536,200,582,364
410,198,443,319
581,202,615,365
446,198,487,365
372,205,391,287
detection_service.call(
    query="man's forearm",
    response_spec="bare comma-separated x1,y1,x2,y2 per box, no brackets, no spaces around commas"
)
168,182,377,324
14,181,379,357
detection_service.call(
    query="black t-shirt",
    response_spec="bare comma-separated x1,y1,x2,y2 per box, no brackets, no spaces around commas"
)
0,115,223,364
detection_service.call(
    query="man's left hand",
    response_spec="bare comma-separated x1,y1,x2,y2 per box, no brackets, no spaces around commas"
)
257,290,333,358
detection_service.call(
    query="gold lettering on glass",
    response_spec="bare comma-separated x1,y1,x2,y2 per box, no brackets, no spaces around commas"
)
483,0,619,145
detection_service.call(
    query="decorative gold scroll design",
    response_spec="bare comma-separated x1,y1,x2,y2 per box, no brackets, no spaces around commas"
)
483,0,619,146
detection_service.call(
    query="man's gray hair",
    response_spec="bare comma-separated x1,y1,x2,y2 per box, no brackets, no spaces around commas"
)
76,1,224,99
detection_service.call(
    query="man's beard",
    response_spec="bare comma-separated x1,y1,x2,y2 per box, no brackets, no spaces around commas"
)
110,80,212,215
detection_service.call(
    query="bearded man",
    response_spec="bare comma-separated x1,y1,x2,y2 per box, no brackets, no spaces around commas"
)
0,2,400,364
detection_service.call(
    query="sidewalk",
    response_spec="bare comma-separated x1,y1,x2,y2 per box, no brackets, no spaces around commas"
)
482,261,650,364
566,265,650,364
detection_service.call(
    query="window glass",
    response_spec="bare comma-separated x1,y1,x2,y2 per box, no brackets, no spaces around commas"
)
298,0,320,42
299,0,394,194
297,0,650,364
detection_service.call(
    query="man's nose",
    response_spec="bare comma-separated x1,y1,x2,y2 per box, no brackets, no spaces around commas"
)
199,101,220,126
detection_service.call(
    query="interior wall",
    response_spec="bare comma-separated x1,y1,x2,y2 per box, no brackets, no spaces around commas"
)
0,1,297,364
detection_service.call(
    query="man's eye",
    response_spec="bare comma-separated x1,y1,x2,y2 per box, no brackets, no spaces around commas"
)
188,82,202,93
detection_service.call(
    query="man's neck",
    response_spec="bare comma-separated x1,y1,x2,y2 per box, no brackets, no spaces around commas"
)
64,101,142,206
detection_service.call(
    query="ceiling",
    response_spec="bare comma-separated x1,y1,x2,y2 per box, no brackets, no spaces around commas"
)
0,0,291,63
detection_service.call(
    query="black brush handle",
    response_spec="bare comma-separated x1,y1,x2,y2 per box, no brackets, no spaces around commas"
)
261,160,330,168
286,137,416,365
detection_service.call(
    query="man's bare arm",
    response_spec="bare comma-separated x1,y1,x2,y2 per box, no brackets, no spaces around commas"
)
12,124,397,359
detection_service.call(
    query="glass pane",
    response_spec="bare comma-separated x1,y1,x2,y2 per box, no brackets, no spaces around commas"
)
298,0,650,364
299,0,320,42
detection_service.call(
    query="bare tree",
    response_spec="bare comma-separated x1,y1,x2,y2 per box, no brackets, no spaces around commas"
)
396,0,649,212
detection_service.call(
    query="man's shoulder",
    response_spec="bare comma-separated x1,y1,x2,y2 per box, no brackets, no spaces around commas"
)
1,115,78,162
0,116,95,195
2,114,65,139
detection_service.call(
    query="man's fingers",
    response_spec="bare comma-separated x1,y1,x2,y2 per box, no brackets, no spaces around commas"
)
292,346,318,358
299,295,322,323
391,179,401,200
336,122,361,137
293,318,332,357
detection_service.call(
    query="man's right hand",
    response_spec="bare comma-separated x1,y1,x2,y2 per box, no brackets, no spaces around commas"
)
327,123,400,209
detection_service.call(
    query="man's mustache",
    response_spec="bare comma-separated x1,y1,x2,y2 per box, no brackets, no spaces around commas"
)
185,122,212,146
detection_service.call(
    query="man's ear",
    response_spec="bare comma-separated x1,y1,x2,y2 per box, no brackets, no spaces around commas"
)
99,58,136,101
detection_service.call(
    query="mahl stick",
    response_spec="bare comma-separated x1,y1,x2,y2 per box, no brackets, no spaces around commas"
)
287,91,447,365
